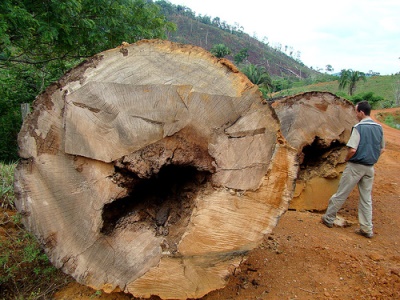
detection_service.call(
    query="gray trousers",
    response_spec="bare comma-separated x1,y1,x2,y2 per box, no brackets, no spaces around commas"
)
323,162,375,234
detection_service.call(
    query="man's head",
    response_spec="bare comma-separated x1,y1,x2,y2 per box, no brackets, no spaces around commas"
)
355,101,371,120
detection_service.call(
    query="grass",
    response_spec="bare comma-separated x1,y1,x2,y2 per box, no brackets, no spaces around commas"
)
376,109,400,129
384,115,400,129
0,162,17,210
0,162,72,299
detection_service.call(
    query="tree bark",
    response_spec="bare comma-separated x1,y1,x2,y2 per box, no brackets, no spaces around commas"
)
14,40,297,299
272,92,357,211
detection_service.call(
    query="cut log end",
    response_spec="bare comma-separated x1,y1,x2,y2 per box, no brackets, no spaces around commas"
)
272,92,357,211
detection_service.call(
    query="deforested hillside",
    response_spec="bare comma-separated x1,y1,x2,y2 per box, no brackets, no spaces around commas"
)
155,0,319,79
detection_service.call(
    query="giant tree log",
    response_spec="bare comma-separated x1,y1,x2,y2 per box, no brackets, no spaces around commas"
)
272,92,357,211
14,40,298,299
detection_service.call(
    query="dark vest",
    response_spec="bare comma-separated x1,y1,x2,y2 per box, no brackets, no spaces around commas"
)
349,120,383,166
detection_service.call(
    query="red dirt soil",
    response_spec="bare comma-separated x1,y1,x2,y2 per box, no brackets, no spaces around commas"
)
54,108,400,300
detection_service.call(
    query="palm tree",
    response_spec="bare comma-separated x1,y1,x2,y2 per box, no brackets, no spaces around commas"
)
241,63,273,91
338,69,367,96
210,44,231,58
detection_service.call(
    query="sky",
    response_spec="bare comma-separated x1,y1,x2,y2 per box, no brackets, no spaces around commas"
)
167,0,400,75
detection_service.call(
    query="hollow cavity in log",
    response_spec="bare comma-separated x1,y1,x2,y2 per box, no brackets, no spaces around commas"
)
300,136,344,168
101,165,210,252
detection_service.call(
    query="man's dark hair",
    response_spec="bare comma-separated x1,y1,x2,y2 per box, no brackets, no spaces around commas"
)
356,101,371,116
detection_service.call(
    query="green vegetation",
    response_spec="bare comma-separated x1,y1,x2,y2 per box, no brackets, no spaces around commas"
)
376,110,400,129
240,64,273,98
384,115,399,128
1,162,71,299
338,69,367,96
210,43,231,58
272,74,400,108
0,0,175,162
350,92,384,107
234,48,249,65
0,162,16,210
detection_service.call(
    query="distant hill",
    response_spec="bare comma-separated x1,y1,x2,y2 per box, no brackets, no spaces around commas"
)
155,1,319,79
272,74,400,107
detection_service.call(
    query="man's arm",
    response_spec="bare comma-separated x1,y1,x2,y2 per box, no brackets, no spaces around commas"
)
345,147,357,162
380,133,385,155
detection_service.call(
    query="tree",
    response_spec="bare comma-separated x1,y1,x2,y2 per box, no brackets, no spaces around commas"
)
394,80,400,106
198,14,212,25
212,17,221,27
350,92,383,108
325,64,334,73
338,69,367,96
234,48,249,65
241,64,273,92
1,0,175,67
210,43,231,58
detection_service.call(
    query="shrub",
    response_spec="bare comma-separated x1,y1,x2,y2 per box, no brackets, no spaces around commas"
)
349,92,384,108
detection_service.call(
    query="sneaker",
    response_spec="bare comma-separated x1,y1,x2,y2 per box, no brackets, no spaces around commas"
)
355,229,373,239
321,216,333,228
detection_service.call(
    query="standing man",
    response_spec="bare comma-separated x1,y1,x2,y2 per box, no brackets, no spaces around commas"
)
321,101,385,238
